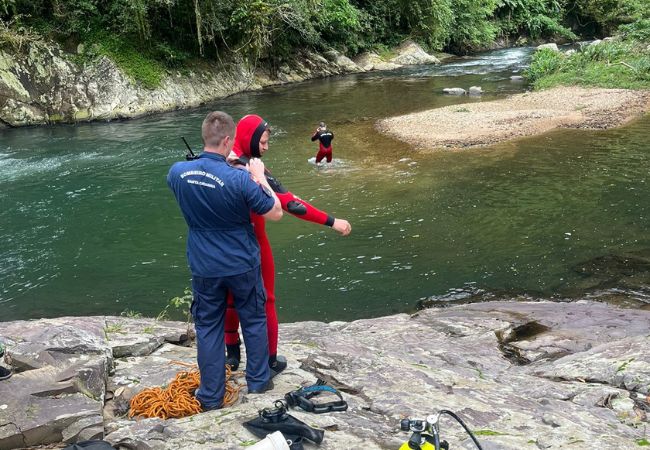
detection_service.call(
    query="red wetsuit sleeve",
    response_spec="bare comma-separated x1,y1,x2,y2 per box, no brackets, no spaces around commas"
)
264,169,335,226
276,190,335,226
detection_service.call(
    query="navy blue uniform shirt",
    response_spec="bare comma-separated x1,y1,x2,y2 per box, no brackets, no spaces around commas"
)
167,152,275,277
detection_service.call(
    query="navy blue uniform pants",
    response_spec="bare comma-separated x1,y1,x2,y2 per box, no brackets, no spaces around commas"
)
191,266,270,409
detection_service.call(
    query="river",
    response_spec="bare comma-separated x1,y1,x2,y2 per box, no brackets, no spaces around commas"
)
1,47,649,322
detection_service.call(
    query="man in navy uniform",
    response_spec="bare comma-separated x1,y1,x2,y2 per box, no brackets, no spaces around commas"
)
167,111,282,410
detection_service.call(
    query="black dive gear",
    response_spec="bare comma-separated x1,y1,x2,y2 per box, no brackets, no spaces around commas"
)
243,400,325,450
284,379,348,414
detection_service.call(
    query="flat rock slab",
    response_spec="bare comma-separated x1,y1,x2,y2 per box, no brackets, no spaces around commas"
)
0,317,190,450
0,367,104,449
0,301,648,449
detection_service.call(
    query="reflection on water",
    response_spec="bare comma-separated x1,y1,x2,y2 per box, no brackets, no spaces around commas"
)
1,47,649,322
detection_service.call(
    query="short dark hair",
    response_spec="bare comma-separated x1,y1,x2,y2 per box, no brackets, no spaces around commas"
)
202,111,235,148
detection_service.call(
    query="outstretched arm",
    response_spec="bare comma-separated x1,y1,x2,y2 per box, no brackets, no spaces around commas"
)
265,170,351,235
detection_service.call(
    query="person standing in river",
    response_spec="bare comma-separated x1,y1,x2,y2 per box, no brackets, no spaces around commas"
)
167,111,283,409
223,114,352,375
311,121,334,163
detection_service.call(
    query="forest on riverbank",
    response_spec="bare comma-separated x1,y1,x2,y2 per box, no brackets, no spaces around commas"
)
1,0,648,88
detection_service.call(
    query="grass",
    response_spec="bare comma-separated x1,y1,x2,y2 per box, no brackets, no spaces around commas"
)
93,35,166,89
121,309,143,319
617,358,635,373
0,19,44,52
473,429,508,436
525,31,650,91
105,322,125,334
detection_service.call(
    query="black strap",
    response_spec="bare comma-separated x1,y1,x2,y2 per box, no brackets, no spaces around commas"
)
284,381,348,414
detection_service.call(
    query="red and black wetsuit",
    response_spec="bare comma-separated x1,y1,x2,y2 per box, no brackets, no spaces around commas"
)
311,129,334,163
225,115,336,359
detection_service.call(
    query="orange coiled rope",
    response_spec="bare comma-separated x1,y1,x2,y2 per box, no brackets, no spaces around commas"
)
128,362,241,419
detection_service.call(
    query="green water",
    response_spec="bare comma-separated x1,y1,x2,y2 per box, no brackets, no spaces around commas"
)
1,47,649,322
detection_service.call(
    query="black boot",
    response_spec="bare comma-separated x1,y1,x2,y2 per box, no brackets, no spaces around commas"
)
269,354,287,378
0,366,11,381
226,341,241,371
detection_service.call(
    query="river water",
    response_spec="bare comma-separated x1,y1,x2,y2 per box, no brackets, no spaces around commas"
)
1,47,649,322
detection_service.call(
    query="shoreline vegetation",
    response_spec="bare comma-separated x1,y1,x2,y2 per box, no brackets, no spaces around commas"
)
0,0,590,86
0,0,648,128
379,21,650,150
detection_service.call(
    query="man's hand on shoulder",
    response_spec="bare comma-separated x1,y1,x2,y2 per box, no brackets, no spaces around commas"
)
247,158,265,183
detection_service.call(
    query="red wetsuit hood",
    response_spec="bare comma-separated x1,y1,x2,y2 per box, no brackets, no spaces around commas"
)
233,114,268,158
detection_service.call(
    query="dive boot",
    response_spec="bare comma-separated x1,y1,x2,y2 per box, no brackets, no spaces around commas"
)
269,355,287,378
226,341,241,371
0,366,12,381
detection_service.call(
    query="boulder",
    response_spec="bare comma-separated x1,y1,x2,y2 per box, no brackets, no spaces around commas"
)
389,40,440,66
443,87,466,95
352,52,401,71
536,43,559,51
469,86,482,96
323,50,363,73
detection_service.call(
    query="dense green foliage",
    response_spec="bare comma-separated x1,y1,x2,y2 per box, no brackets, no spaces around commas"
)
526,20,650,89
0,0,647,87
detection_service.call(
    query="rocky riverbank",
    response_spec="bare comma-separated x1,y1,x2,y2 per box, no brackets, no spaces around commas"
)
0,300,648,449
377,86,650,150
0,40,439,127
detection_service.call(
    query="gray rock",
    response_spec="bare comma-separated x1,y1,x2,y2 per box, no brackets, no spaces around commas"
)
443,88,466,95
469,86,482,96
510,75,525,82
389,40,440,66
536,43,559,51
1,316,111,371
0,301,648,449
0,41,365,127
323,50,362,73
0,365,105,448
352,52,401,71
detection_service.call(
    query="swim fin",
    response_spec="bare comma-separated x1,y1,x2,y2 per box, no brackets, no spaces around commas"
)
243,410,324,449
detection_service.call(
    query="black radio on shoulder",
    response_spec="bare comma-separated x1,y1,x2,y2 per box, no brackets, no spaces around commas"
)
182,137,200,161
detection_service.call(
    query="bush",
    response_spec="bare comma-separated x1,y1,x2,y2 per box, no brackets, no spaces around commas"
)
525,48,566,81
447,0,499,52
90,33,166,88
495,0,576,42
618,18,650,41
526,37,650,89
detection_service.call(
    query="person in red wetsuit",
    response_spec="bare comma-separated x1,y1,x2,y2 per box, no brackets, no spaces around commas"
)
224,114,352,376
311,121,334,163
